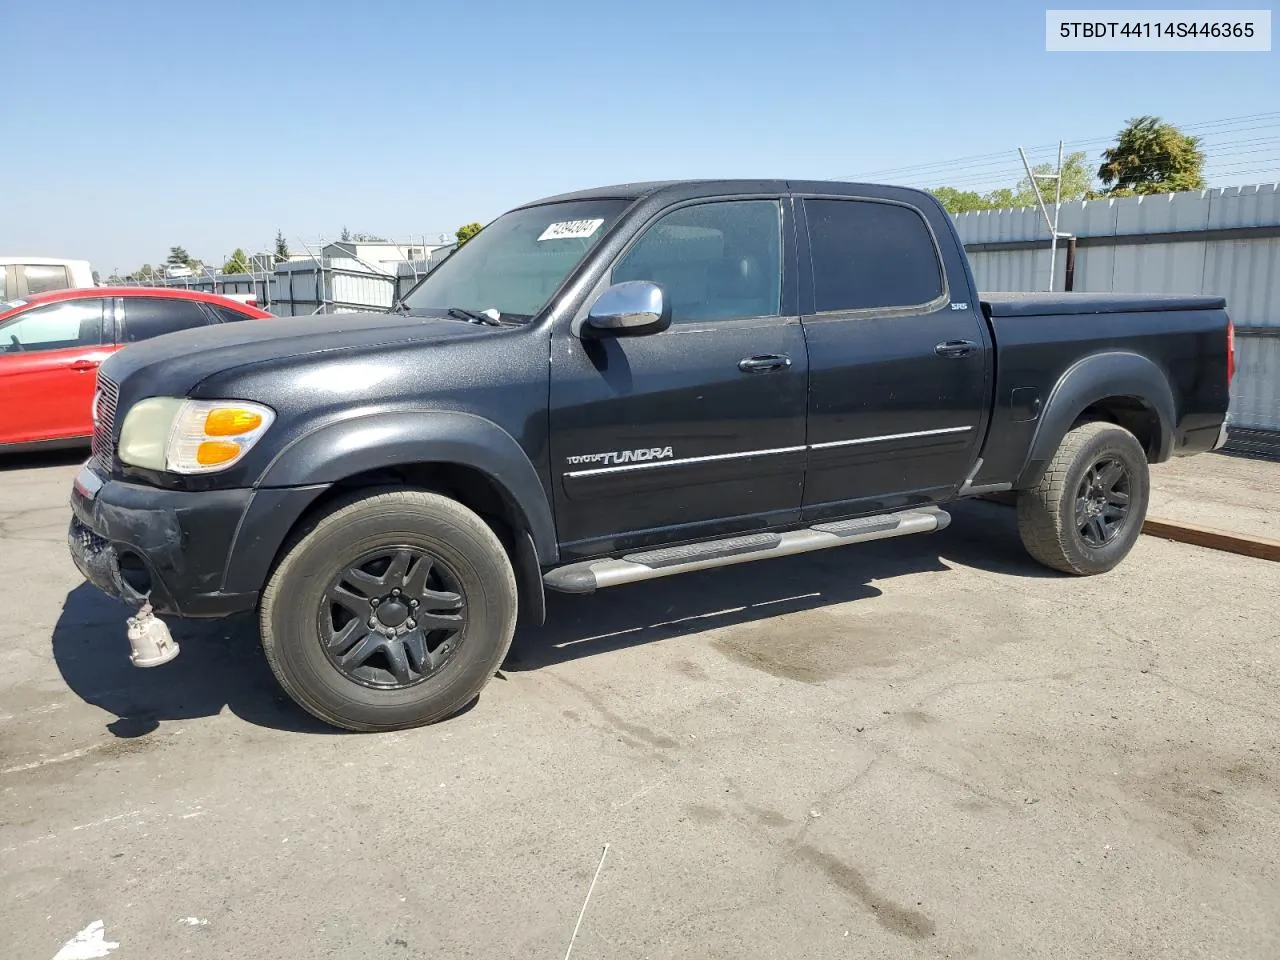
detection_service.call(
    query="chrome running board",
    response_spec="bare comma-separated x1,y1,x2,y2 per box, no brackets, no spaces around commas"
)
543,507,950,594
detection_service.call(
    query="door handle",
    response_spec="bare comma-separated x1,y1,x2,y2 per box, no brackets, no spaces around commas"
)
70,359,100,372
934,340,978,358
738,354,791,373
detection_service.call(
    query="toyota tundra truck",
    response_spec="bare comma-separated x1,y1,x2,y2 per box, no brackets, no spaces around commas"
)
67,180,1235,731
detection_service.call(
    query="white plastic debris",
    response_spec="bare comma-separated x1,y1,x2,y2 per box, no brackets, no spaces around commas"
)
52,920,119,960
127,602,180,667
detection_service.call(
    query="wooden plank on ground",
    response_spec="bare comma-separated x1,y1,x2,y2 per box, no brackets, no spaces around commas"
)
1140,518,1280,562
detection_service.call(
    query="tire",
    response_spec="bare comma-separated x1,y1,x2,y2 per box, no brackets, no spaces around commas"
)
260,489,518,732
1016,420,1150,576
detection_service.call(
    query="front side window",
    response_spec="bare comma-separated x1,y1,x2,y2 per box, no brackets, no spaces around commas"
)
609,200,778,325
402,199,631,319
23,264,71,296
1,300,104,353
120,298,214,342
612,200,782,323
805,199,944,313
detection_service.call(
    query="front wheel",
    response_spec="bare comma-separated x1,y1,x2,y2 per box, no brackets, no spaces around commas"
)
1016,421,1150,575
260,490,518,732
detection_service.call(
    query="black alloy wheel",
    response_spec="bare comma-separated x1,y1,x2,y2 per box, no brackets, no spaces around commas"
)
260,489,518,732
320,546,467,689
1074,456,1131,548
1016,420,1150,576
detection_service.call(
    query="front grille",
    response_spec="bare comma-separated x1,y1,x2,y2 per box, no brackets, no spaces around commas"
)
70,517,110,555
91,374,119,472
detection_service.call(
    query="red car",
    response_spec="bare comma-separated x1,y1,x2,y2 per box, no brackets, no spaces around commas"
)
0,287,272,450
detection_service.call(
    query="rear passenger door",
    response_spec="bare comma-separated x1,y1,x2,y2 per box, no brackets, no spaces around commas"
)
117,297,214,343
797,196,990,519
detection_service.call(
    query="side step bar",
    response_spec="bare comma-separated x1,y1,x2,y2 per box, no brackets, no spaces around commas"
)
543,507,951,595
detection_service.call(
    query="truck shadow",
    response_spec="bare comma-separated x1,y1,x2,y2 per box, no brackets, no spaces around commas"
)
50,587,340,737
50,500,1049,735
508,499,1052,670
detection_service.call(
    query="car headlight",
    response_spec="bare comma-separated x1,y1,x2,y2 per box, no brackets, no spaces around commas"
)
118,398,276,474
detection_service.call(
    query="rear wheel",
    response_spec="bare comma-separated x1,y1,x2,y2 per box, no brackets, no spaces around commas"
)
1016,421,1150,575
260,490,517,732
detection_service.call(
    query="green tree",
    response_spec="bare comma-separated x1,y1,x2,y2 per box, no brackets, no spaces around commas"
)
929,187,990,214
1097,116,1205,196
340,225,352,241
167,246,191,267
274,230,289,264
222,248,251,274
455,222,484,247
930,151,1096,214
129,263,156,282
1015,151,1093,204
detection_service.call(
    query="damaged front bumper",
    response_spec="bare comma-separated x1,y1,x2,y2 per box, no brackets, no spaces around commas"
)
67,461,260,618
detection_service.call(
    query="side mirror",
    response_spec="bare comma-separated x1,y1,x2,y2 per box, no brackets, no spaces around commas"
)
582,281,670,338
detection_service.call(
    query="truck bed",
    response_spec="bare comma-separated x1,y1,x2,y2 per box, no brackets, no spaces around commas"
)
971,292,1233,491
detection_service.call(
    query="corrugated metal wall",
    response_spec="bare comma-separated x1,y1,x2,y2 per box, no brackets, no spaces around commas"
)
267,260,397,315
953,184,1280,432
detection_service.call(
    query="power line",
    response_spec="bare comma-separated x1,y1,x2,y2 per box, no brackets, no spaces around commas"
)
856,125,1280,188
835,110,1280,183
884,136,1280,193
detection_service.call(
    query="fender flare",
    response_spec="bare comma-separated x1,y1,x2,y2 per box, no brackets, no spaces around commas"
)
255,410,558,562
1016,351,1175,488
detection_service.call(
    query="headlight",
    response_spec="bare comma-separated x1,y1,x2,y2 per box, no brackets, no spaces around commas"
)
118,398,276,474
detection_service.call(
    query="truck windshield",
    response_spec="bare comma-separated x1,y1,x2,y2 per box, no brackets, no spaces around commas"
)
401,199,631,320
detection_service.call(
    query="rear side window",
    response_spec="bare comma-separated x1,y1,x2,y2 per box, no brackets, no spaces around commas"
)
120,298,213,342
804,199,943,313
1,300,104,353
23,264,71,295
613,200,782,323
211,304,252,323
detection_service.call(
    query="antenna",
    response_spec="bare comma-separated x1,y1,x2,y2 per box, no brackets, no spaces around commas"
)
1018,142,1073,292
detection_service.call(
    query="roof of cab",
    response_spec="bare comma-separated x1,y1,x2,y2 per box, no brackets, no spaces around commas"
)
519,179,932,208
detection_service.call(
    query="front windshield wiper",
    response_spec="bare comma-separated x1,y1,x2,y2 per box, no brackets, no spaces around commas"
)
446,307,503,326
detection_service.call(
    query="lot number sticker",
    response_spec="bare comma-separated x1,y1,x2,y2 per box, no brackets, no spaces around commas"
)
537,219,604,242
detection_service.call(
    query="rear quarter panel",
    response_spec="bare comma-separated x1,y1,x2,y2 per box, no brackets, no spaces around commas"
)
974,306,1232,488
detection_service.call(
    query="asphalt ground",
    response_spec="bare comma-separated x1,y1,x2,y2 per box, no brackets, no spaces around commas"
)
2,450,1277,959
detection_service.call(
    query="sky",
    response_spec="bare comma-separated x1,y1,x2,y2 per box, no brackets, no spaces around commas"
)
4,0,1278,274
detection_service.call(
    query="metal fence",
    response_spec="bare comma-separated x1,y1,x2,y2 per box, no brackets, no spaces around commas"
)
121,249,452,316
953,183,1280,437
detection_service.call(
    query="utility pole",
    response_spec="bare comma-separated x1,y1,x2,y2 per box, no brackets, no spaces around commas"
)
1018,142,1074,292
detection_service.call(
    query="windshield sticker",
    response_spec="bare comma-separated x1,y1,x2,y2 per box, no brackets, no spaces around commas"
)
537,219,604,242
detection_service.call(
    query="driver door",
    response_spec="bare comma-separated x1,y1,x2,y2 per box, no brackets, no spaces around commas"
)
0,299,112,444
548,196,809,561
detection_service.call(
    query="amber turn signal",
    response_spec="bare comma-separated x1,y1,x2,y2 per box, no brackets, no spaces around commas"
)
204,408,264,436
195,440,242,465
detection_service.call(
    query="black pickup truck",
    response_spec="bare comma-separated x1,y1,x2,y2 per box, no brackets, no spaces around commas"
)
67,180,1235,731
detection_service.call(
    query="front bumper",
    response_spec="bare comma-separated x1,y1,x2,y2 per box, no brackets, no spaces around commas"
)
67,462,259,618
